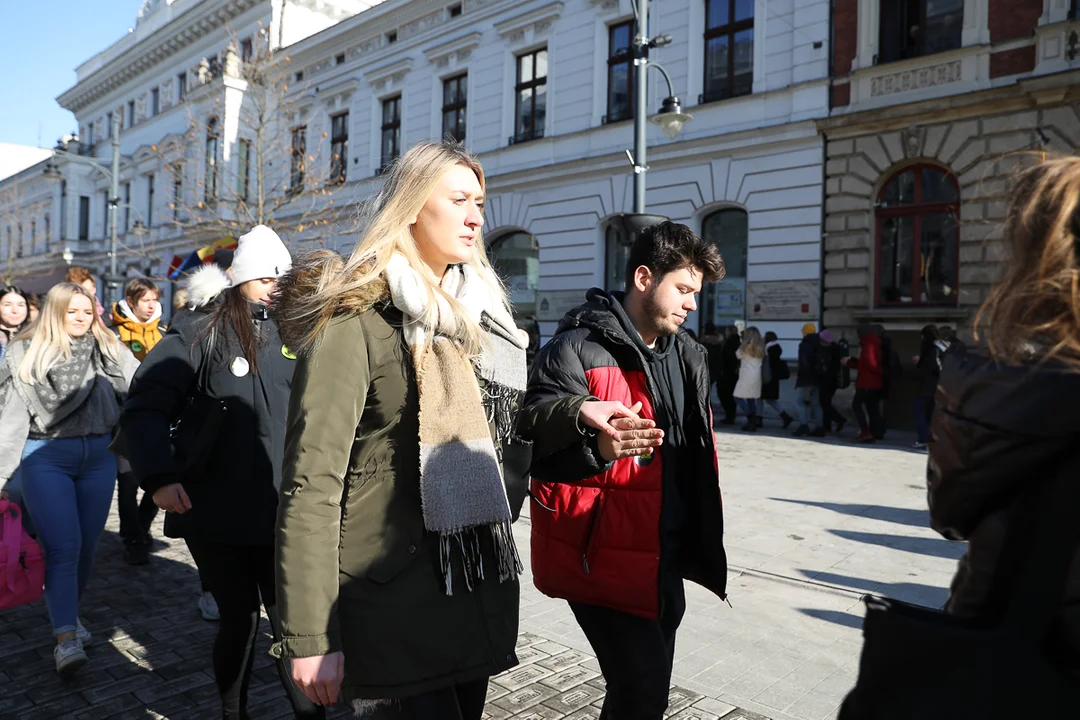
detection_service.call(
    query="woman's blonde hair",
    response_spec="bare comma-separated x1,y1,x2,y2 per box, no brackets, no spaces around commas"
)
740,326,765,359
974,155,1080,370
16,282,124,384
288,140,507,354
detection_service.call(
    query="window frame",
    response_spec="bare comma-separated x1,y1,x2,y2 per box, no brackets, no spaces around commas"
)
513,48,548,145
874,163,960,308
877,0,964,64
441,74,468,143
702,0,755,104
380,96,402,172
147,174,154,228
237,139,251,201
177,72,187,103
205,117,219,202
604,223,631,292
241,38,254,63
127,100,135,128
29,219,36,255
606,20,635,124
330,112,349,184
171,164,183,222
290,125,307,192
79,196,90,240
151,87,160,116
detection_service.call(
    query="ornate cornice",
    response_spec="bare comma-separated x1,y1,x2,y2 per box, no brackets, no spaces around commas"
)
57,0,263,115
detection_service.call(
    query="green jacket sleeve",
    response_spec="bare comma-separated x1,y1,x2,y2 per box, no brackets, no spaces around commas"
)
273,317,369,659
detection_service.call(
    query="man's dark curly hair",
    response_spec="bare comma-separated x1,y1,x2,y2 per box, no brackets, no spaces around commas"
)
624,220,726,291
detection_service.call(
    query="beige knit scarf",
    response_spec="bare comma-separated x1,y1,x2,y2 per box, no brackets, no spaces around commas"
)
384,253,527,594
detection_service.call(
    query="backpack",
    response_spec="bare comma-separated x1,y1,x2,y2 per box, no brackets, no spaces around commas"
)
0,499,44,612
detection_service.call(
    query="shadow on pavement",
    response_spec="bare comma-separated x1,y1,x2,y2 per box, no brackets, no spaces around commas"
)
713,422,932,455
0,529,335,719
798,570,949,610
770,498,931,529
826,529,965,560
797,608,864,630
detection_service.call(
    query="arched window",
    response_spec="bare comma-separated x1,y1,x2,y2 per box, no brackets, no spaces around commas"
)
488,231,539,318
875,165,959,306
700,208,748,329
604,222,631,292
205,117,219,202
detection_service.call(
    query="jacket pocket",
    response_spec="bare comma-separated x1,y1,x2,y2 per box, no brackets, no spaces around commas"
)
365,533,425,584
581,492,607,575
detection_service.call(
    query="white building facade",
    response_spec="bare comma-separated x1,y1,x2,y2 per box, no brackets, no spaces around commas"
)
3,0,832,350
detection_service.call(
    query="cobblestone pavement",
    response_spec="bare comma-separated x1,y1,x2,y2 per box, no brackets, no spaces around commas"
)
0,426,955,719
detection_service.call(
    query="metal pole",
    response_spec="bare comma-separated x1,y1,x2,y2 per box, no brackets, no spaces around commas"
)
632,0,649,214
109,111,121,302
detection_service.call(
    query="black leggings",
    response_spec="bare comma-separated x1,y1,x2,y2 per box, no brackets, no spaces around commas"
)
185,541,323,720
365,679,489,720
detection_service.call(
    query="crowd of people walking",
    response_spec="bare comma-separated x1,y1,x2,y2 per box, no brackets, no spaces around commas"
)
4,140,1080,719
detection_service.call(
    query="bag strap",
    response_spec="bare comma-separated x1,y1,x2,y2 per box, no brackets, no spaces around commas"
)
1,500,23,593
997,447,1080,648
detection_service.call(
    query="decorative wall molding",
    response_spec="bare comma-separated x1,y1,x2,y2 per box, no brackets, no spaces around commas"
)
364,57,413,93
870,60,962,96
423,32,483,67
494,2,563,38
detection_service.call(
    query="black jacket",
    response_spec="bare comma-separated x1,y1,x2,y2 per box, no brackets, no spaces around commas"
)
929,352,1080,670
721,334,741,385
915,336,941,398
796,334,821,388
762,343,784,400
120,303,296,545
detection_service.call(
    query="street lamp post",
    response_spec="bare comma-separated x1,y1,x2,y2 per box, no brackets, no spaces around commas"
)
629,0,694,215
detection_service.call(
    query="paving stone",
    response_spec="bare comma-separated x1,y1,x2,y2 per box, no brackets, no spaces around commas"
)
493,683,560,714
541,684,606,716
539,665,599,692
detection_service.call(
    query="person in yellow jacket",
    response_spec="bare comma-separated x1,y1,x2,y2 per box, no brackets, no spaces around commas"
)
112,278,165,361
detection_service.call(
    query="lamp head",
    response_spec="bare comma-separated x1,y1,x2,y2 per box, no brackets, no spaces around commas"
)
650,96,693,141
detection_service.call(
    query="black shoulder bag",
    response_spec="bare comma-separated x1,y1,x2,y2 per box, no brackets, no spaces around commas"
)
168,327,228,486
839,455,1080,718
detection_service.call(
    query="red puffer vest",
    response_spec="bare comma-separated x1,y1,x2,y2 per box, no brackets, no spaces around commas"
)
524,289,727,620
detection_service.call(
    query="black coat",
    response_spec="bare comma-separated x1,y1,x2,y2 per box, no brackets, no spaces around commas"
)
915,336,941,398
720,334,741,385
929,352,1080,671
762,343,784,400
795,334,821,388
120,303,296,545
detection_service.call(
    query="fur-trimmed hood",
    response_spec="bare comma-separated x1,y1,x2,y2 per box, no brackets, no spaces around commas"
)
183,263,231,310
271,250,389,357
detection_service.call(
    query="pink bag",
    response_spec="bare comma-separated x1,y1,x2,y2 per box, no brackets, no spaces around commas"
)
0,498,45,611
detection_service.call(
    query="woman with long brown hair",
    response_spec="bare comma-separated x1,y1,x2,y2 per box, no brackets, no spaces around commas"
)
120,226,322,719
0,283,138,677
271,140,530,718
928,156,1080,672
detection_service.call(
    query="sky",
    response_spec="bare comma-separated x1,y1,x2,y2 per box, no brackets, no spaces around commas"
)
0,0,139,149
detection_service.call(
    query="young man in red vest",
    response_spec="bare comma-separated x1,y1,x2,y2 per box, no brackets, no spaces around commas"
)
520,221,729,720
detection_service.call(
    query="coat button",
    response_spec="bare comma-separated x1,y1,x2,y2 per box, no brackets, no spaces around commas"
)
506,654,514,663
408,545,417,554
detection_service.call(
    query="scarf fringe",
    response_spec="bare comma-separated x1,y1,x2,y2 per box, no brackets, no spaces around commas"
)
482,381,525,445
438,522,523,596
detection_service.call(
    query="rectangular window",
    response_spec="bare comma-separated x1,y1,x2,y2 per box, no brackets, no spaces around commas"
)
237,139,251,201
44,213,50,249
106,112,113,139
103,191,109,238
380,96,401,171
386,30,398,44
123,182,131,230
127,100,135,128
241,38,254,63
177,72,187,102
330,113,349,184
30,220,36,255
16,224,22,258
290,126,307,191
607,21,634,123
514,48,548,144
172,164,183,221
442,75,467,143
878,0,963,63
335,52,346,66
147,174,154,227
703,0,754,104
449,3,462,17
86,123,94,147
151,87,160,116
79,196,90,240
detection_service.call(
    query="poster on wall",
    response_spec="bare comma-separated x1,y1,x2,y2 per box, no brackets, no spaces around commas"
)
746,280,820,321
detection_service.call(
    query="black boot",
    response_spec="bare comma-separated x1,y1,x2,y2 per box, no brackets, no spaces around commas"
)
781,411,795,429
742,414,759,432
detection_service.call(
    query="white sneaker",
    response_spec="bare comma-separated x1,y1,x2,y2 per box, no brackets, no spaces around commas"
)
198,591,220,622
76,618,93,648
54,638,88,678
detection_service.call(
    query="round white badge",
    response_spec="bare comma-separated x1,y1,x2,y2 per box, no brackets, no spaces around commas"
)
230,357,250,377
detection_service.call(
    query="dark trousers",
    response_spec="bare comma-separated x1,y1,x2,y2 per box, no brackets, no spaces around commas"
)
117,471,159,545
185,541,323,720
852,389,885,438
913,395,934,444
364,679,489,720
569,574,686,720
718,378,738,421
820,386,846,431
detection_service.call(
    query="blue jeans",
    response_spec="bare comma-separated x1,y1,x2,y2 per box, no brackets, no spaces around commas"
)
798,386,822,429
20,435,117,635
736,398,757,415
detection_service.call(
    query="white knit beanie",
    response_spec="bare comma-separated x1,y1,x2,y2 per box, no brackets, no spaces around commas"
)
230,225,292,287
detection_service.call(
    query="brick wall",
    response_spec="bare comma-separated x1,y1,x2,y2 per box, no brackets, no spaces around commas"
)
990,46,1037,78
833,0,858,74
988,0,1043,43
